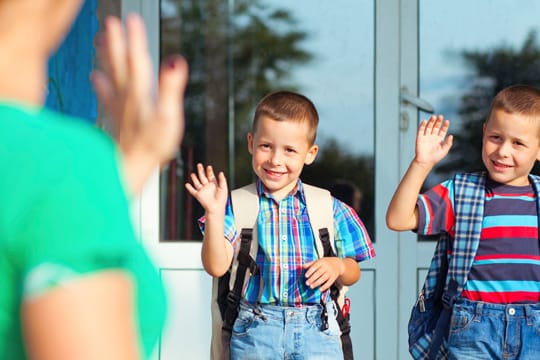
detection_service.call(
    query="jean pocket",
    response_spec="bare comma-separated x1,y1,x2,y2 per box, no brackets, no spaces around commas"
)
449,306,475,334
232,308,255,337
530,309,540,336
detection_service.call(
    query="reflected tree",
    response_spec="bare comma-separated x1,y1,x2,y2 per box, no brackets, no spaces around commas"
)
436,30,540,178
160,0,313,239
302,139,375,239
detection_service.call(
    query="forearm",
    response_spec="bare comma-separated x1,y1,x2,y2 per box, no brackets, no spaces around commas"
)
338,258,361,286
386,159,433,231
201,212,233,277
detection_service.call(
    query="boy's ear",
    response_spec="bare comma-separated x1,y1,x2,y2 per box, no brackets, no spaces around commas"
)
247,133,254,154
304,144,319,165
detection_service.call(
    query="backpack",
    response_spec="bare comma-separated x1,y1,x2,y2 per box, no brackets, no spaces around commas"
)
210,183,353,360
408,172,540,359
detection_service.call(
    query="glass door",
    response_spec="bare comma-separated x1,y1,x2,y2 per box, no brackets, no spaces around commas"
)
398,0,540,358
150,0,390,359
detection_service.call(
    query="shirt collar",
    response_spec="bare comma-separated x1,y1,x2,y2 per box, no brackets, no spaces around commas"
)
255,178,306,203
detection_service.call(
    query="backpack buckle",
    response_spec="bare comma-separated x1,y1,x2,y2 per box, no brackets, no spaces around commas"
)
226,291,241,306
441,292,455,309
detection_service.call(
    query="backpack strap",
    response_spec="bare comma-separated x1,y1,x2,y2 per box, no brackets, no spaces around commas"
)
428,172,485,357
217,183,260,360
303,183,353,360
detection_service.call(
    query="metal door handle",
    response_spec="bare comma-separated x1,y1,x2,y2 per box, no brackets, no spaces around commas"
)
400,87,435,114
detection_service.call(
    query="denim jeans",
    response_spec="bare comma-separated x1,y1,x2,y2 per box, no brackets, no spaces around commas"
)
230,301,343,360
448,298,540,360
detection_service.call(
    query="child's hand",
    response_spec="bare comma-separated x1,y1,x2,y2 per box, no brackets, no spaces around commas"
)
185,163,228,214
92,14,188,195
303,258,345,292
414,115,453,167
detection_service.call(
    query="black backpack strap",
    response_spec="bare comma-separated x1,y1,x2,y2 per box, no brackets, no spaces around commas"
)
319,227,354,360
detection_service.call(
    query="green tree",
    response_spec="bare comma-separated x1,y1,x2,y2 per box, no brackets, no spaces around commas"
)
437,30,540,177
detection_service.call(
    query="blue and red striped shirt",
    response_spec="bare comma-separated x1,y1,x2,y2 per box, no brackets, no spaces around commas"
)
200,179,375,306
417,177,540,304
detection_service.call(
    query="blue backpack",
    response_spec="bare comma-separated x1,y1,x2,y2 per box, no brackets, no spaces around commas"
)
408,172,540,359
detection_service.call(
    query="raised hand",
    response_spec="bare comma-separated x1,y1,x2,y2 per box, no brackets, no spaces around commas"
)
185,164,229,214
92,14,188,195
415,115,453,167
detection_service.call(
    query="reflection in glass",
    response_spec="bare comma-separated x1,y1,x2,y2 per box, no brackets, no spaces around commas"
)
160,0,374,241
420,0,540,188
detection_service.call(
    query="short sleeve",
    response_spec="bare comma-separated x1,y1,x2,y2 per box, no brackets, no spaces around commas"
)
333,198,375,262
416,179,455,236
12,131,139,296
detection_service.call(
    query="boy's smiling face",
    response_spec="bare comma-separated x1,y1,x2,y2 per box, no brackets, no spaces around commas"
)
482,109,540,186
248,115,318,200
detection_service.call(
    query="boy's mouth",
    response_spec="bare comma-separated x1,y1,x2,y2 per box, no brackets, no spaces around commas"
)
264,168,285,178
491,160,512,170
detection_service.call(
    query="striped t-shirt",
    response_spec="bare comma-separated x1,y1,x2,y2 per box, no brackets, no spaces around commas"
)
417,177,540,304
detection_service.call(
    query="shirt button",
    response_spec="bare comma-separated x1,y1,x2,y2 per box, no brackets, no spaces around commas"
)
508,308,516,316
283,291,288,297
281,235,286,241
281,208,286,214
283,264,288,269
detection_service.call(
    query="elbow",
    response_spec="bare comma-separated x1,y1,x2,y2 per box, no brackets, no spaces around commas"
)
385,213,401,231
203,263,229,278
385,213,413,232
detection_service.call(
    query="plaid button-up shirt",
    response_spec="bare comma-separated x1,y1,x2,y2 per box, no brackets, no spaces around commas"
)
200,179,375,306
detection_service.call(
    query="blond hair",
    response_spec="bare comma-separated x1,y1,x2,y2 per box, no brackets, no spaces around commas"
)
252,91,319,145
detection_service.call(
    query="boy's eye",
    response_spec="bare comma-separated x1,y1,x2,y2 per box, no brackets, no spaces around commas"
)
260,144,271,149
285,148,296,153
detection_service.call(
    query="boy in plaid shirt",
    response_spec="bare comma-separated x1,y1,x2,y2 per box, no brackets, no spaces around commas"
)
186,90,374,359
386,85,540,359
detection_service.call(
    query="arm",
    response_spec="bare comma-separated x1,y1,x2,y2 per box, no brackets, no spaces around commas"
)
92,14,189,195
23,271,141,360
185,164,233,277
385,115,453,231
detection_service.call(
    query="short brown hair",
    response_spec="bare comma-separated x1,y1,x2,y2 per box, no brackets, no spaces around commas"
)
252,91,319,145
488,84,540,121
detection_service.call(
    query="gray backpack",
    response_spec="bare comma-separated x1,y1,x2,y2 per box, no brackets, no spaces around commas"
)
210,183,353,359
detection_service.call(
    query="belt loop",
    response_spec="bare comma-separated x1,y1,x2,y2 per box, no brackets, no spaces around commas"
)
475,301,483,319
525,305,533,326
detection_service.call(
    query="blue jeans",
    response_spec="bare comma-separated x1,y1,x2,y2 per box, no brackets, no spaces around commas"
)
448,298,540,360
230,301,343,360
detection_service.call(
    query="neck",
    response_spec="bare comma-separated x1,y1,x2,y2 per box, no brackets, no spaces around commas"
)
0,37,48,106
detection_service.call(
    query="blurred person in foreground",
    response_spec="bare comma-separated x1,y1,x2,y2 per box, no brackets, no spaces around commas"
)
0,0,188,359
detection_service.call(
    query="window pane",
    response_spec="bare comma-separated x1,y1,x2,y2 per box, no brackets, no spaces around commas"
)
160,0,375,241
420,0,540,187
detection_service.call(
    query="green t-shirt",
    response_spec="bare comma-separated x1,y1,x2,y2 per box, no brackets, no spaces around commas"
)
0,103,166,359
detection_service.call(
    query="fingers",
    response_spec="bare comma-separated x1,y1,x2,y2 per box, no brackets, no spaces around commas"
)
126,14,153,103
101,16,128,90
419,115,450,136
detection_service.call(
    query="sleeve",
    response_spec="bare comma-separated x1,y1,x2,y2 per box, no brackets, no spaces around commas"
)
332,198,375,262
416,179,455,236
197,197,238,246
16,135,141,298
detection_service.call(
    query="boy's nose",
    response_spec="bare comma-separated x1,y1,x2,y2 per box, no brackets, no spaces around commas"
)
496,142,511,157
270,150,283,165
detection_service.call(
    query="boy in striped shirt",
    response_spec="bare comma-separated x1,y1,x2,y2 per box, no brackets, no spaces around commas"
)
186,90,375,359
386,85,540,359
